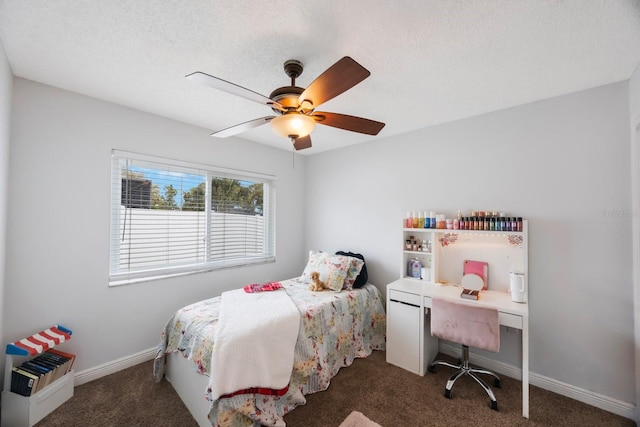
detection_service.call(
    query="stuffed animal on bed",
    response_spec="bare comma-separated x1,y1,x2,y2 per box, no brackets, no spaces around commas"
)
309,271,329,291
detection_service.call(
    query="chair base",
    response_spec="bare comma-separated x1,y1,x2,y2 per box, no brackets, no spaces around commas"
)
428,346,500,411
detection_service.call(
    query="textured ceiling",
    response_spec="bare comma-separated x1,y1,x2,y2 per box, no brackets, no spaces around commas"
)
1,0,640,155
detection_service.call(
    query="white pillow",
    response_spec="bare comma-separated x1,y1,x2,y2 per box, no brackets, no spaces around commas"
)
301,250,354,292
335,255,365,290
301,250,329,283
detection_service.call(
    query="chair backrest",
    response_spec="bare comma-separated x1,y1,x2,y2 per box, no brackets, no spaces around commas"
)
430,297,500,353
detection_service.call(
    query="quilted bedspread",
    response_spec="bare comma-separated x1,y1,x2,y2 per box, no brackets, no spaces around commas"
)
153,277,386,427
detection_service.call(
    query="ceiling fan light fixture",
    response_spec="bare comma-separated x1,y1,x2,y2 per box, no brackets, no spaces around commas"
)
270,113,315,139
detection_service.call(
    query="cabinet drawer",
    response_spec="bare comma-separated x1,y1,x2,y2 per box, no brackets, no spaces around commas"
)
389,289,421,306
498,312,522,329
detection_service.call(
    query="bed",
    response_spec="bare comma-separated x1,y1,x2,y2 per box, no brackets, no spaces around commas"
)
153,269,386,427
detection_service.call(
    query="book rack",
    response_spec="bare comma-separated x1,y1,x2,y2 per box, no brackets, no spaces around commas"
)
2,325,74,427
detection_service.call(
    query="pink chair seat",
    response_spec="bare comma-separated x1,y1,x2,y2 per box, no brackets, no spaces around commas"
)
429,297,502,410
430,297,499,353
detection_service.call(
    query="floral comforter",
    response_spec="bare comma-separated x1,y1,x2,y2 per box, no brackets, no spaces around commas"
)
153,277,386,427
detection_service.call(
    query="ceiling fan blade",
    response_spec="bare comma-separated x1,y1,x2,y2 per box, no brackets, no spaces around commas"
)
211,116,274,138
293,135,312,150
312,112,385,135
186,72,283,110
298,57,370,108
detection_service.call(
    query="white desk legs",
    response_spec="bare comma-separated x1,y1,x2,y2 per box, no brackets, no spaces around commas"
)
522,316,529,418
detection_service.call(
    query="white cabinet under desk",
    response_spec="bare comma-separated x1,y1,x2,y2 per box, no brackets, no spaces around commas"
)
387,219,529,418
386,288,438,376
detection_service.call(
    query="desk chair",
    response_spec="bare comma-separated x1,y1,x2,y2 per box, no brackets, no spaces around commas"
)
428,297,501,410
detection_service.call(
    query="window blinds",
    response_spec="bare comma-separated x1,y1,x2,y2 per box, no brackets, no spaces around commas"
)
109,151,276,285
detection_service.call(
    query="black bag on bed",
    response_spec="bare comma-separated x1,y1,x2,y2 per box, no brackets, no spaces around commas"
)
336,251,368,288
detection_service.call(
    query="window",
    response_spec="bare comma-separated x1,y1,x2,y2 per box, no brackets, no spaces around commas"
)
110,150,276,286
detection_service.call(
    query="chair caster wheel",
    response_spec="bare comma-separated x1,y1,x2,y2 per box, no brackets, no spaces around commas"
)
444,389,452,399
428,365,436,374
494,378,501,388
490,400,498,411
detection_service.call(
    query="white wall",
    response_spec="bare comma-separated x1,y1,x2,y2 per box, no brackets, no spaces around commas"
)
631,64,640,116
4,78,307,375
629,62,640,423
0,40,11,364
305,82,635,405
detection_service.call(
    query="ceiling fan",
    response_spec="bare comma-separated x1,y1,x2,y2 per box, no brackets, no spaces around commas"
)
186,57,385,150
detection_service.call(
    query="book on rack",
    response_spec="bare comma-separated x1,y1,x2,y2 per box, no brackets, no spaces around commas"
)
460,288,480,300
45,348,76,374
31,355,65,382
11,367,39,396
9,349,77,397
22,360,54,390
37,352,68,381
16,363,47,394
10,367,23,394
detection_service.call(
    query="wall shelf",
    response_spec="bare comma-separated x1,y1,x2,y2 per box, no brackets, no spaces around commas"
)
403,227,525,236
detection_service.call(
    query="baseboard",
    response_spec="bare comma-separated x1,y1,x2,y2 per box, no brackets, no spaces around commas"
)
439,343,636,421
73,347,156,386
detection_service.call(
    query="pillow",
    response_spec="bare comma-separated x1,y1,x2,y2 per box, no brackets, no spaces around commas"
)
314,256,351,291
301,250,352,292
335,251,368,289
301,250,329,283
334,254,364,290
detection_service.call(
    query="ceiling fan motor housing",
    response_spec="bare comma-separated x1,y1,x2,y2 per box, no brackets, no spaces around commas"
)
269,85,304,113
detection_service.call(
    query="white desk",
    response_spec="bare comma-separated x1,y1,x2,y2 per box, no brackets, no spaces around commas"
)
386,278,529,418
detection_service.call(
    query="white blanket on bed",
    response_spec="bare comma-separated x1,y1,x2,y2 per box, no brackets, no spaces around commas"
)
209,287,301,402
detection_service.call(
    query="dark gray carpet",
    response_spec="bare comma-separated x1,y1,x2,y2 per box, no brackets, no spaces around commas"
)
35,351,636,427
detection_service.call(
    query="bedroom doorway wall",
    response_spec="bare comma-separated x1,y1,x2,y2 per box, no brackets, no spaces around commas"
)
633,114,640,424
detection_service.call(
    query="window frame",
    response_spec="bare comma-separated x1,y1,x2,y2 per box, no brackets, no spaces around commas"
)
109,150,276,286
